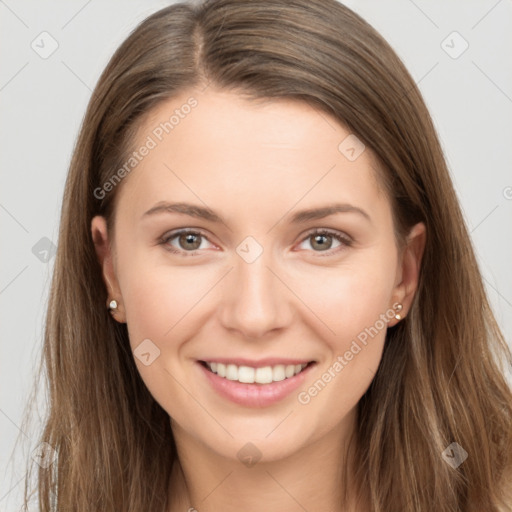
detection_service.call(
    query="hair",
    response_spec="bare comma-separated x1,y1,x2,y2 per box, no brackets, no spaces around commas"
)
16,0,512,510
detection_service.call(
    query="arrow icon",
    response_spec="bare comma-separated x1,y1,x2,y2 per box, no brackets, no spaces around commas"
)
31,31,59,59
31,442,57,468
236,236,263,263
338,134,365,161
441,442,468,468
134,339,161,366
32,237,57,262
237,442,262,467
440,31,468,59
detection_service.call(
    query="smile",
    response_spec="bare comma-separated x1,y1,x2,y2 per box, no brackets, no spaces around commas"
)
202,361,311,384
197,359,316,407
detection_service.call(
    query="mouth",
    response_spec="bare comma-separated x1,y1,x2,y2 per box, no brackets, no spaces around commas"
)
199,360,316,385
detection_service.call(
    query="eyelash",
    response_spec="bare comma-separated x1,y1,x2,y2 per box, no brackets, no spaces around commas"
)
159,228,353,257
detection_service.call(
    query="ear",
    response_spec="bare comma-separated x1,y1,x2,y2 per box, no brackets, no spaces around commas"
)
388,222,426,326
91,215,126,323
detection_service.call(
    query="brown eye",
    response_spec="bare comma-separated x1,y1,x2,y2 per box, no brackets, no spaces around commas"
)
161,229,214,256
177,232,202,250
296,229,352,255
309,233,334,251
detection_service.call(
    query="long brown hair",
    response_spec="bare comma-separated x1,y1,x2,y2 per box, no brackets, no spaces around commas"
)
17,0,512,510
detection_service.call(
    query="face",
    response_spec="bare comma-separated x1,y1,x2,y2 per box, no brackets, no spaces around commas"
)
92,87,425,463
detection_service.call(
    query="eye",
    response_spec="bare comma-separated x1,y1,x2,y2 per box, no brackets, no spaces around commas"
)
160,229,215,256
159,228,352,257
296,229,352,255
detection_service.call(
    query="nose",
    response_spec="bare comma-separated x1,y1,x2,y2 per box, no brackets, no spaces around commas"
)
218,248,294,340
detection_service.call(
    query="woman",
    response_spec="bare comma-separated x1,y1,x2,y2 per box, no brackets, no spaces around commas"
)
20,0,512,510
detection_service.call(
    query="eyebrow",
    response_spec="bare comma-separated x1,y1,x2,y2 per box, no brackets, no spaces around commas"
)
142,201,371,224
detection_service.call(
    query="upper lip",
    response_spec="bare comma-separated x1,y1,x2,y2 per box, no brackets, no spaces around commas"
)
199,358,315,367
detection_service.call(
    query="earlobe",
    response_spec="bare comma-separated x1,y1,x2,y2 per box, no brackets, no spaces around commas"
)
91,215,126,323
389,222,426,325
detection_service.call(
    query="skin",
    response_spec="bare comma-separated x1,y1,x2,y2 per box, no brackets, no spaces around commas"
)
91,87,426,512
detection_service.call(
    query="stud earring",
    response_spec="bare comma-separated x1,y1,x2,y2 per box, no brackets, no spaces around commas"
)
108,299,118,312
394,303,403,320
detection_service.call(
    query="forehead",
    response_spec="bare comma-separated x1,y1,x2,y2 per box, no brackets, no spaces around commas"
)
115,87,388,226
138,87,375,166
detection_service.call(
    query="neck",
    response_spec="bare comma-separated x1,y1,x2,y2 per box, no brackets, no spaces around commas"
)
167,408,367,512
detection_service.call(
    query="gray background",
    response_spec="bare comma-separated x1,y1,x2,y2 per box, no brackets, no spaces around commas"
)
1,1,511,509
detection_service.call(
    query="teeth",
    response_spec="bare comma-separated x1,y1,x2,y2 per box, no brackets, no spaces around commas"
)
238,366,255,383
226,364,238,380
255,366,273,384
272,365,286,382
205,361,308,384
217,363,226,377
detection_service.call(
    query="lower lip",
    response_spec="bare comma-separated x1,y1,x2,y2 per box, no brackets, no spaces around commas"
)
198,362,315,408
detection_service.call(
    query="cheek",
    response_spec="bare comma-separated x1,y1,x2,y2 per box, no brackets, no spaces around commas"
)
294,286,392,426
291,247,396,410
116,242,215,340
288,245,397,342
116,253,209,411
